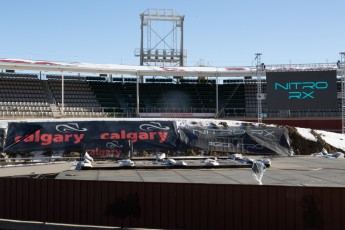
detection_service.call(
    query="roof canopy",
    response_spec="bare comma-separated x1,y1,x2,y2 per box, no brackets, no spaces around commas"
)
0,58,340,77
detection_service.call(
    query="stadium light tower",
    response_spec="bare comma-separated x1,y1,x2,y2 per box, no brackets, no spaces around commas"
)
135,9,187,67
340,52,345,134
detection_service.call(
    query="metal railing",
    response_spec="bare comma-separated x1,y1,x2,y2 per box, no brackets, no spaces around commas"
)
0,105,343,119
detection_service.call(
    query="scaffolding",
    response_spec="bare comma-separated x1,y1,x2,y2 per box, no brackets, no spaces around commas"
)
340,52,345,134
255,53,265,123
135,9,187,67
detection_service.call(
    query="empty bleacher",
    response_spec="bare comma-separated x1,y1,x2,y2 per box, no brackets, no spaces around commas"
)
88,81,133,117
140,83,203,113
0,72,343,119
218,79,246,117
88,81,220,115
0,72,39,79
145,78,173,83
46,75,105,117
0,73,52,118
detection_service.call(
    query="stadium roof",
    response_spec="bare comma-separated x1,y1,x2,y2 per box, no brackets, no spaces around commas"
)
0,58,340,77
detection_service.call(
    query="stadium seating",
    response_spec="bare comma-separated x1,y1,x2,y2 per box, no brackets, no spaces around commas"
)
218,80,246,117
46,75,105,117
0,73,52,118
0,72,342,119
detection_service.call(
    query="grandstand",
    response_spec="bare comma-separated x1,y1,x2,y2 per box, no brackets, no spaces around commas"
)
0,65,343,132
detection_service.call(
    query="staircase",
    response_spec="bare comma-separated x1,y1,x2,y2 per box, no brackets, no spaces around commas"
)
50,104,62,118
41,80,55,104
216,83,241,118
42,80,62,118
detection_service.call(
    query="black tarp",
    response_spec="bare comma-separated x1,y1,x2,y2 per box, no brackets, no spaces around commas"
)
81,139,132,158
3,120,291,156
179,125,290,155
0,128,5,152
4,121,179,154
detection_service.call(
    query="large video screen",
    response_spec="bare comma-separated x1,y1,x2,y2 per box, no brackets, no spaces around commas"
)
266,70,337,110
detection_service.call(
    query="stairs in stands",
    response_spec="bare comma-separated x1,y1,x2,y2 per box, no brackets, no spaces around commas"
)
41,80,55,104
50,104,62,118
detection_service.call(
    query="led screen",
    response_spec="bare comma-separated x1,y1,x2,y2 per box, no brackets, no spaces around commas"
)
266,71,337,110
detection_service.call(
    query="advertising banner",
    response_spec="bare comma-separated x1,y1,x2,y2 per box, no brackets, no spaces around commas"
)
81,139,132,158
266,71,337,110
4,121,179,154
0,128,4,152
179,125,290,155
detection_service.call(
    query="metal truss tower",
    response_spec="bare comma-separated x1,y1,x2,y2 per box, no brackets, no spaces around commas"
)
135,9,187,67
255,53,265,123
340,52,345,134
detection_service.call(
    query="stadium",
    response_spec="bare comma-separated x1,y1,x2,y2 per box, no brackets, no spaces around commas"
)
0,57,343,130
0,6,345,230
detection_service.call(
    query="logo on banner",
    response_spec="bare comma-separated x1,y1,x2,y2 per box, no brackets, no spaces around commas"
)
274,81,328,100
56,123,88,133
139,122,170,131
100,122,170,143
251,130,276,137
86,140,129,158
9,121,174,152
12,123,88,146
106,140,124,149
209,142,264,150
191,128,276,137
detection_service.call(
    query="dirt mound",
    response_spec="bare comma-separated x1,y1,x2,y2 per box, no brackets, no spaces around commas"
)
287,126,339,155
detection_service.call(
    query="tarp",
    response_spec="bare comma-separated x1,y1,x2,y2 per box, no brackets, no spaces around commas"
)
0,128,5,152
4,121,179,154
3,120,291,156
179,125,290,155
81,139,132,158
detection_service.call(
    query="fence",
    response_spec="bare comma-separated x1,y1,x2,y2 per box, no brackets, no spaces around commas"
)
0,177,343,230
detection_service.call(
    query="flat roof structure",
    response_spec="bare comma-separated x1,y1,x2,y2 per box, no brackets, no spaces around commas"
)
1,155,345,229
0,161,73,177
50,156,345,187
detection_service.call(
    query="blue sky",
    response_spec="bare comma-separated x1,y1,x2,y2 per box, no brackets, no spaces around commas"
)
1,0,344,67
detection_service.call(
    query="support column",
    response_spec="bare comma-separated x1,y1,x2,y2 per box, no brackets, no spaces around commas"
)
180,15,185,66
340,52,345,133
136,72,140,117
255,53,264,123
140,14,144,67
61,71,64,117
215,74,218,117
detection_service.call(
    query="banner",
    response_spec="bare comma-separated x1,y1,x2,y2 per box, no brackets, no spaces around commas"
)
3,120,291,156
0,128,4,152
4,121,179,154
81,139,132,158
179,125,290,155
266,71,337,110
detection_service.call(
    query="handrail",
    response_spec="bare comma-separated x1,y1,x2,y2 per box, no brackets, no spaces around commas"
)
215,83,241,118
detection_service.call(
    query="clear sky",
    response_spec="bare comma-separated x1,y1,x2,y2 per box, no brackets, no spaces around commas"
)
1,0,344,67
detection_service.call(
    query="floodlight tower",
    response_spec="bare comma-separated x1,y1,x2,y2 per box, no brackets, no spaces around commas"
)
255,53,265,123
135,9,187,67
340,52,345,134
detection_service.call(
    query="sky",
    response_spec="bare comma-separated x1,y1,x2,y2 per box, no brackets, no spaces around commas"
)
1,0,344,67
